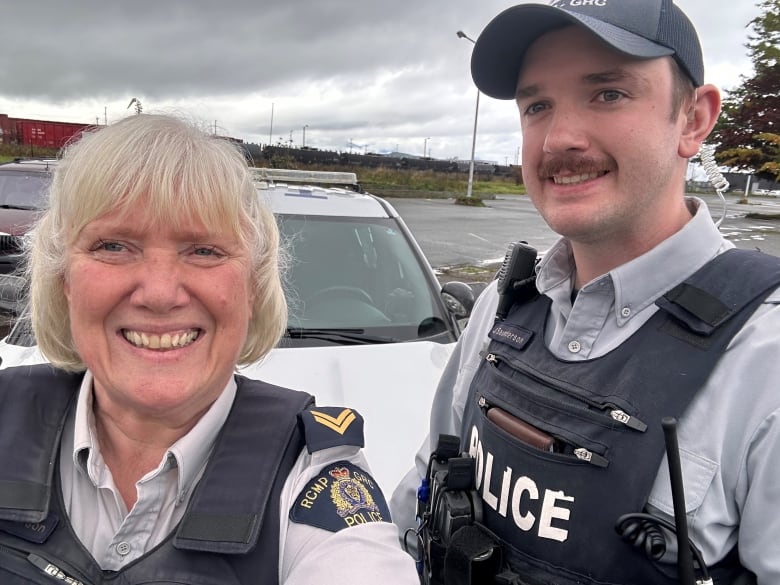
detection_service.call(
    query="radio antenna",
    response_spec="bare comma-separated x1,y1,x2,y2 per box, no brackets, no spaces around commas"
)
662,417,696,585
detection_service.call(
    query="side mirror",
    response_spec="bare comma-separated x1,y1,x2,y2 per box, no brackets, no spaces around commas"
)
440,281,478,319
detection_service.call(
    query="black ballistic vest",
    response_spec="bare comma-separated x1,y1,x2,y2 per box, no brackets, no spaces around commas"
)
0,365,313,584
461,249,780,585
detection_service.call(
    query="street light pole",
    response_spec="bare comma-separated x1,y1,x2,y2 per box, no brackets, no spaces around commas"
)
303,124,309,148
269,102,274,146
457,30,479,198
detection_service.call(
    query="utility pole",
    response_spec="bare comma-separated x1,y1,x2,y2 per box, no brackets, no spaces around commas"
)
269,102,274,146
457,30,479,198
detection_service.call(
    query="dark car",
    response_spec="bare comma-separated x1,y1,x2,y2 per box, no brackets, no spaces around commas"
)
0,159,54,323
0,158,54,274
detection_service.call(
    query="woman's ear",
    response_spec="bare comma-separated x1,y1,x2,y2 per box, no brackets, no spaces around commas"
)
679,84,721,159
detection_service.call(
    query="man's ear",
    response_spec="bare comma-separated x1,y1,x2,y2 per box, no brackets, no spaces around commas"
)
679,84,721,159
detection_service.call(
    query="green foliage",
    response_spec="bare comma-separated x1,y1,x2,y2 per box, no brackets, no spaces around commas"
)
454,196,487,207
261,162,527,196
712,0,780,180
0,143,59,162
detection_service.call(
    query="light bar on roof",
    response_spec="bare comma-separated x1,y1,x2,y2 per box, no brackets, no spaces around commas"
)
251,168,358,186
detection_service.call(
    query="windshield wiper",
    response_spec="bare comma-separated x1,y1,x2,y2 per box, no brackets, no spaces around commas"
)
0,204,39,210
285,327,401,344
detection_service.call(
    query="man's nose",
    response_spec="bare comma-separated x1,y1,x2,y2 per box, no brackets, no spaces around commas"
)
542,107,590,154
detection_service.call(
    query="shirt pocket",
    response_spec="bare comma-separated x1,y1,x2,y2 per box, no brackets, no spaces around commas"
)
646,448,718,516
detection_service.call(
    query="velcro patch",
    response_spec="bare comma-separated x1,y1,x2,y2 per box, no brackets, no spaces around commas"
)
289,461,391,532
299,406,365,453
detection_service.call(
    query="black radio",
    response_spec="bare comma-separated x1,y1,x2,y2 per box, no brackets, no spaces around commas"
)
414,434,502,585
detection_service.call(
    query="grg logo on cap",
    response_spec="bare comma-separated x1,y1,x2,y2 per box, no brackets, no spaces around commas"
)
470,0,704,100
556,0,609,6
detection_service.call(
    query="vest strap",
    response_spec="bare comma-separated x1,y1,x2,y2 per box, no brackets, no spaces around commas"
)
0,481,48,512
174,379,313,554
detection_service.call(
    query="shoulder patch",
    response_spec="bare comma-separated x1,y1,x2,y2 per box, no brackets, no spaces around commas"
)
289,461,391,532
299,406,364,453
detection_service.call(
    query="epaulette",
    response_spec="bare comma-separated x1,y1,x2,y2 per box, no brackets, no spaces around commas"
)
298,406,365,453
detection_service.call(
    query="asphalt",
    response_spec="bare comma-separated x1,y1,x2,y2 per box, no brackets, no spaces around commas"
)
389,192,780,283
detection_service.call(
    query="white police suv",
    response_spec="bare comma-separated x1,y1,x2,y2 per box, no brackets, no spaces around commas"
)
0,168,479,491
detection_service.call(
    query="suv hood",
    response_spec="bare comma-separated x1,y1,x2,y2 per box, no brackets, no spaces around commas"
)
239,340,453,491
0,338,453,492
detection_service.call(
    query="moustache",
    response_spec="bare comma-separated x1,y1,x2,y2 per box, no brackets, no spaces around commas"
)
537,155,618,180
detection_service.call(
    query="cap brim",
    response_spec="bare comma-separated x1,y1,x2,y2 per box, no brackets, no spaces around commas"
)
471,4,675,100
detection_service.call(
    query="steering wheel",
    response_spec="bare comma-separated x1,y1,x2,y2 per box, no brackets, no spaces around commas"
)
305,286,375,306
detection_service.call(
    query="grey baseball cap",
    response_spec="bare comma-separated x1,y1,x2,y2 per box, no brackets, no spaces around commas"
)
471,0,704,100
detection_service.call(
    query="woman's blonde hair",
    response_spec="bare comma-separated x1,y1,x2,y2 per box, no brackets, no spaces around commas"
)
26,114,286,371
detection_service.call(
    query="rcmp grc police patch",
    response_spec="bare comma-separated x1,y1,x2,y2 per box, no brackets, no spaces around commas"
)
289,461,392,532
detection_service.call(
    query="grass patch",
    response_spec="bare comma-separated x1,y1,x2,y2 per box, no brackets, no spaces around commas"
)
0,144,59,163
745,211,780,220
315,165,526,196
0,144,529,197
454,196,487,207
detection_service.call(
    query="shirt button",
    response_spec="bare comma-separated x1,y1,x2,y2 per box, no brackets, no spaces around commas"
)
568,340,581,353
116,541,131,556
621,307,631,318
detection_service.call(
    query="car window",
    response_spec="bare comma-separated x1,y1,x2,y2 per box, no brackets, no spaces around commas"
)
0,171,51,209
278,214,450,341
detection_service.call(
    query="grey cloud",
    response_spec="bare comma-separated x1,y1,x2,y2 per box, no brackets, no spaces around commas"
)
0,0,761,162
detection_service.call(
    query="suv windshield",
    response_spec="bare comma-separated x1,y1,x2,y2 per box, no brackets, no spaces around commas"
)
278,214,452,343
0,171,50,209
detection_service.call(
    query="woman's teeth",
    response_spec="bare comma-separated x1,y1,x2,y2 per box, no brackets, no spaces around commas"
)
123,329,199,350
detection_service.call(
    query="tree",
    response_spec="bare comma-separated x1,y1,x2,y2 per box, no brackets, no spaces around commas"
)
126,98,143,115
711,0,780,181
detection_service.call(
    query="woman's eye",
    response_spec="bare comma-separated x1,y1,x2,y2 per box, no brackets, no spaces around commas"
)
93,240,125,253
193,246,223,257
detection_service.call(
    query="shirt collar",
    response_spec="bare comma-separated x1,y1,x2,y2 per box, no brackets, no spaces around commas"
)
72,371,238,501
536,197,731,324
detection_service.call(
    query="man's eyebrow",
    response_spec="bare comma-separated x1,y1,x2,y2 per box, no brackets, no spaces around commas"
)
515,68,652,100
514,84,539,101
583,68,651,88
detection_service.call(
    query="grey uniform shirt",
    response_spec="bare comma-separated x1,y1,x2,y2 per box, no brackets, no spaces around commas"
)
391,198,780,583
60,373,418,584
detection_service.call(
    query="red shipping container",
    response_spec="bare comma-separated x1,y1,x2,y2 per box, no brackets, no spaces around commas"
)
16,119,93,149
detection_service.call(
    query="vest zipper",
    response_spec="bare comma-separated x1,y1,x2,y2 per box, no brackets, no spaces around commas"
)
484,352,647,432
477,394,609,468
27,552,89,585
0,544,90,585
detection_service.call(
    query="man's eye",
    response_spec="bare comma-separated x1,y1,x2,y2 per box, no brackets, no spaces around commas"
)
599,90,624,102
524,102,548,115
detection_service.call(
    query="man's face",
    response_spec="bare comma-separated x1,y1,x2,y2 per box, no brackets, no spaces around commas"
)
516,26,690,250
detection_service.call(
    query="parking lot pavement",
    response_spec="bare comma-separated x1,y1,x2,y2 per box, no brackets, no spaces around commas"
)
389,193,780,273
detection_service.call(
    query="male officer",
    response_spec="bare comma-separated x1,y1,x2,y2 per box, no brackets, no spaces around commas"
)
391,1,780,583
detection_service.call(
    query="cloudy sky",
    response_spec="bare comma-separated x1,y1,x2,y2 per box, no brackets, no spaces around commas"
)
0,1,761,164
